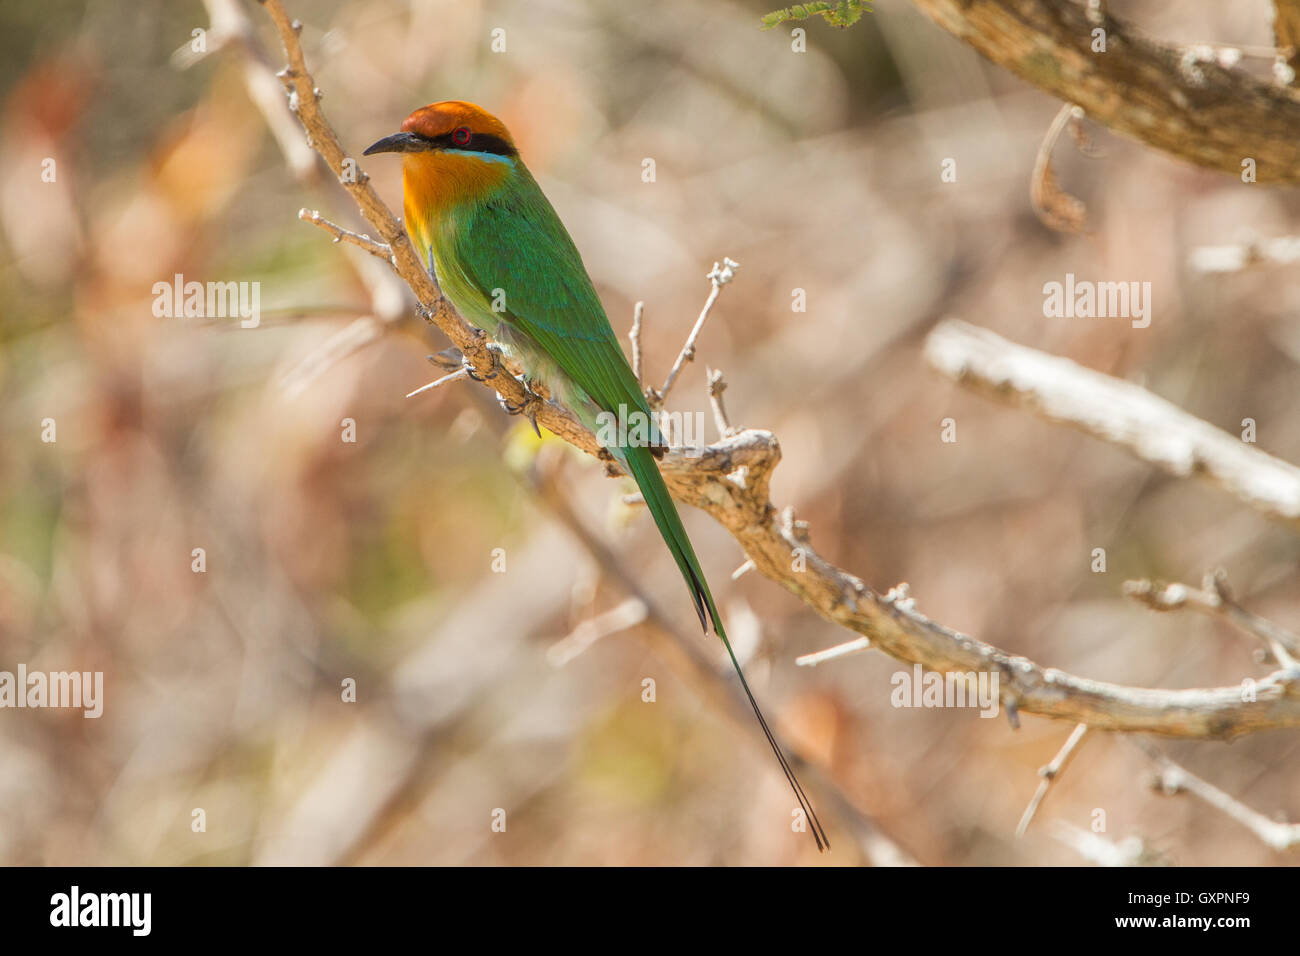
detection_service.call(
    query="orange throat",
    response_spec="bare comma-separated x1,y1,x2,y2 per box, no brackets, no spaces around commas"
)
401,150,513,255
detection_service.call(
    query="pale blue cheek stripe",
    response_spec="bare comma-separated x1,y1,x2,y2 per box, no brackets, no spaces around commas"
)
443,149,516,166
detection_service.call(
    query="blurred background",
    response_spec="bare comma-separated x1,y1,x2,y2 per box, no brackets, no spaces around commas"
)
1,0,1299,865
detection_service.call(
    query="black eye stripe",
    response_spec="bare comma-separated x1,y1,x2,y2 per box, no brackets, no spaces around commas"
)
416,131,517,157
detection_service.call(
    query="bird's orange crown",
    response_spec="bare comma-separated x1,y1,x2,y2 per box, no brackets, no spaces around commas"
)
399,101,516,151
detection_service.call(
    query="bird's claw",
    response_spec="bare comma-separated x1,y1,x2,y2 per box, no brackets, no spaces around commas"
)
464,345,502,382
497,378,545,438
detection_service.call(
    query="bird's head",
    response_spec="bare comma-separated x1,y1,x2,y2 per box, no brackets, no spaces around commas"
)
364,101,521,255
366,101,518,209
363,100,518,163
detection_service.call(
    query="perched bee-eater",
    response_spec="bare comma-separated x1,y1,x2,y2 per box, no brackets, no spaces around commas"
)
365,101,826,851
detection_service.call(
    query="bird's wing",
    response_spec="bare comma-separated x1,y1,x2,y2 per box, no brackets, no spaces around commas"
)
449,176,651,424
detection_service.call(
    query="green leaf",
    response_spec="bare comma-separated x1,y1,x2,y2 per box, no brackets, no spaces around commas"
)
760,0,872,30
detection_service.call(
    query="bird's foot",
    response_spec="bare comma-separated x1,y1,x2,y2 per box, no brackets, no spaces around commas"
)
463,344,503,382
497,377,545,437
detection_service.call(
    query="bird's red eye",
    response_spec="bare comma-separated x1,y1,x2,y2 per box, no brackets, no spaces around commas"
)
452,127,472,147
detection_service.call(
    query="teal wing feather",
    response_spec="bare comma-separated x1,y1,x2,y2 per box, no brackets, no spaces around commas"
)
450,172,652,427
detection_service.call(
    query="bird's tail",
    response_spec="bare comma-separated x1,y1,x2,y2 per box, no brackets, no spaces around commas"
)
618,441,829,852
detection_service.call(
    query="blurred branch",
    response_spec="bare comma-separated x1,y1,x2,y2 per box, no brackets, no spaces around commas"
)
1190,235,1300,273
1030,104,1089,234
194,0,318,180
1125,571,1300,667
909,0,1300,183
1275,0,1300,85
1016,723,1088,837
630,301,644,386
1140,741,1300,852
926,319,1300,531
1050,822,1154,866
273,315,385,399
252,0,1300,753
546,597,647,666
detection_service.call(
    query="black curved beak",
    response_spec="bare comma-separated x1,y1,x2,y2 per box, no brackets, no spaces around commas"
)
362,132,430,156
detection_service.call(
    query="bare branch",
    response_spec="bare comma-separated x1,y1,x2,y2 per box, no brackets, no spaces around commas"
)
926,320,1300,530
658,428,1300,738
194,0,318,180
546,597,647,667
406,368,470,398
1124,572,1300,667
651,258,738,408
1141,742,1300,852
299,208,392,261
1030,104,1089,234
1190,235,1300,273
707,367,737,438
630,301,644,386
1016,723,1089,837
796,638,872,668
1274,0,1300,86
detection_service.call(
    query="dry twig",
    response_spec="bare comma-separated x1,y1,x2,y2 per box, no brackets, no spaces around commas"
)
1140,742,1300,852
1030,104,1090,234
299,209,392,261
1016,723,1089,837
1125,572,1300,667
650,258,739,408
